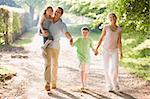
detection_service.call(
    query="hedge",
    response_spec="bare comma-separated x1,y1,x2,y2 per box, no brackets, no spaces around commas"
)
0,6,30,45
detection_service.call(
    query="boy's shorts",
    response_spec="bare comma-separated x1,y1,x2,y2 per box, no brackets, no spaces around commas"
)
79,63,89,73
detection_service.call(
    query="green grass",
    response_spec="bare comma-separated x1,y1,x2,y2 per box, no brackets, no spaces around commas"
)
0,67,13,75
14,27,37,46
121,32,150,80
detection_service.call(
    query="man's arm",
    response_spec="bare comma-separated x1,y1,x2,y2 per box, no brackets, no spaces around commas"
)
65,32,73,45
65,32,72,40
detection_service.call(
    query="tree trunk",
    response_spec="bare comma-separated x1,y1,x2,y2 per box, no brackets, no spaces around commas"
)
29,6,34,27
4,18,9,46
4,27,9,46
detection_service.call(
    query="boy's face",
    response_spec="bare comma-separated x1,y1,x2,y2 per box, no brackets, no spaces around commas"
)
82,30,89,38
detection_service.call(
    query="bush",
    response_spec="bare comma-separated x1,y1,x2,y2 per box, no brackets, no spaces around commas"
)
0,6,30,45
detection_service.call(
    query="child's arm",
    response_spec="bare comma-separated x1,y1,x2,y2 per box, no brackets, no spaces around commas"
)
118,30,123,59
38,15,47,35
95,26,106,55
90,39,96,53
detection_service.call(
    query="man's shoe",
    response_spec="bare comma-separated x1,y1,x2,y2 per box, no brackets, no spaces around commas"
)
52,83,56,89
45,83,50,91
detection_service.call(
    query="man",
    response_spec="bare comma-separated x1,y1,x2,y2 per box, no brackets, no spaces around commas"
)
43,7,73,91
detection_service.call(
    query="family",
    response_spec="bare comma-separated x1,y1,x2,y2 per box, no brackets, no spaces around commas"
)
38,6,123,93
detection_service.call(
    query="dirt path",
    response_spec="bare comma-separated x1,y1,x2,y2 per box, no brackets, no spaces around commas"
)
0,33,150,99
0,14,150,99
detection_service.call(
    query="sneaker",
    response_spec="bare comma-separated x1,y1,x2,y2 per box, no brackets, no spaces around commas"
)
45,83,50,91
52,83,56,89
114,85,120,91
106,85,113,92
80,87,86,92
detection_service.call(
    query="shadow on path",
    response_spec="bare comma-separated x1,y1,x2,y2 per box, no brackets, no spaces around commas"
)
48,92,68,99
55,88,79,99
110,91,137,99
82,89,111,99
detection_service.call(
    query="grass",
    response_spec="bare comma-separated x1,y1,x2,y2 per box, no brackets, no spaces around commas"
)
121,32,150,80
0,27,37,48
0,67,13,75
14,27,37,46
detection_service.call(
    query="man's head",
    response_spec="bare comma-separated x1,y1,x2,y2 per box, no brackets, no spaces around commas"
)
54,7,63,20
81,26,90,38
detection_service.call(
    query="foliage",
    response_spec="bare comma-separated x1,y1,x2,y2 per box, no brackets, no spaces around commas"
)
0,0,20,8
0,6,30,45
14,0,47,26
104,0,149,34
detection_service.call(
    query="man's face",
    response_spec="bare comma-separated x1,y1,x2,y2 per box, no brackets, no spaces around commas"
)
54,8,62,19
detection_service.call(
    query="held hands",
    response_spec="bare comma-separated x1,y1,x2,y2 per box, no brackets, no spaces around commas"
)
94,49,99,56
69,38,73,46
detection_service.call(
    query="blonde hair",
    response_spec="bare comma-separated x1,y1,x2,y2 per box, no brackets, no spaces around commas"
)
107,12,118,25
108,12,117,20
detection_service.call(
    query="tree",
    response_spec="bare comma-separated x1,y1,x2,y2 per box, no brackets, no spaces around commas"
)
14,0,47,26
0,0,20,8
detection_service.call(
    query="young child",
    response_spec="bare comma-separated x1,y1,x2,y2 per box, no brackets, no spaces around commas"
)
38,6,54,55
38,6,54,92
95,12,123,92
70,26,95,91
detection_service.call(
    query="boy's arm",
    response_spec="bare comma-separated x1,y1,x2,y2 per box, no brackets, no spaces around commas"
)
90,39,96,53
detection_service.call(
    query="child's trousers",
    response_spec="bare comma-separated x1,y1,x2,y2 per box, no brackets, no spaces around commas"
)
103,49,119,87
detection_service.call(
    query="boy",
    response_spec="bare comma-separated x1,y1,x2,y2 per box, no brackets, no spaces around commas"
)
70,26,95,90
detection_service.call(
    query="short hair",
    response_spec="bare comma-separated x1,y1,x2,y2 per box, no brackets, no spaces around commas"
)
58,7,63,14
81,26,89,31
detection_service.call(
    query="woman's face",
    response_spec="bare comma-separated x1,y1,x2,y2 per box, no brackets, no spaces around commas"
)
108,14,116,24
46,8,53,16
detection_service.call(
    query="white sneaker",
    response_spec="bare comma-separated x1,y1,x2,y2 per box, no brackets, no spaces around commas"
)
106,85,113,92
114,85,120,91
